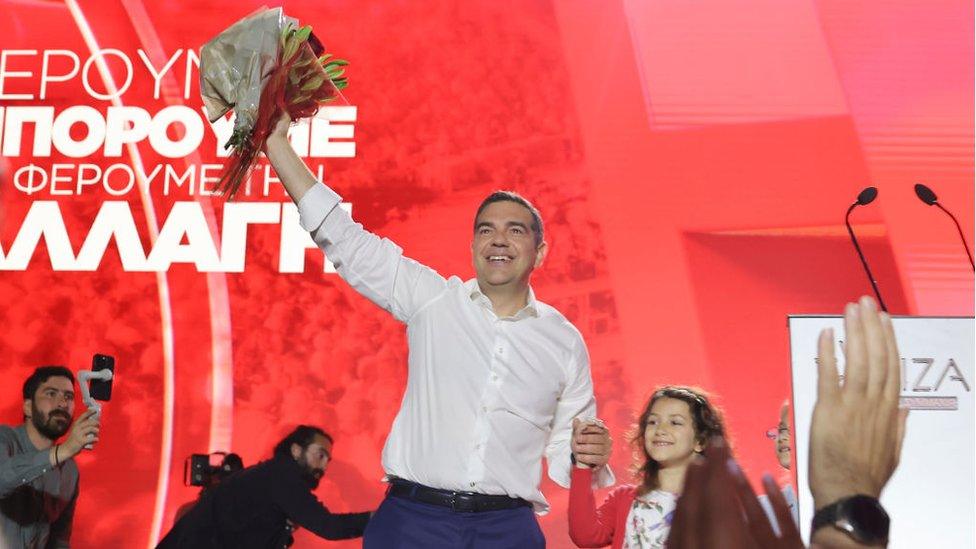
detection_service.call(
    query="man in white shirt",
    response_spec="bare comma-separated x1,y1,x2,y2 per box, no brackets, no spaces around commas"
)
264,116,613,547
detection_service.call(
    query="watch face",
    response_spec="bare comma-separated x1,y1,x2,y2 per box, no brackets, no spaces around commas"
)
843,495,890,544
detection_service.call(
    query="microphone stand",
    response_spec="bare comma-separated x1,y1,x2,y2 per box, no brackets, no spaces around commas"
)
933,202,975,271
845,203,888,312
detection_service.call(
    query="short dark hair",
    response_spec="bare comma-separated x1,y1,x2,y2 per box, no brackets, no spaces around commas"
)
631,386,726,493
273,425,333,459
23,366,75,400
474,191,544,246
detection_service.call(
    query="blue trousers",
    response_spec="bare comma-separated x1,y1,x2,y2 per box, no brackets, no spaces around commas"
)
363,493,546,548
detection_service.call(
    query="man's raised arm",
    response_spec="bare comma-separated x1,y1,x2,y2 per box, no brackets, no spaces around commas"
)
264,116,320,205
262,116,447,323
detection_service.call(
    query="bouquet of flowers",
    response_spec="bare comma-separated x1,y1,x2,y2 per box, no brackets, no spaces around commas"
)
200,7,348,198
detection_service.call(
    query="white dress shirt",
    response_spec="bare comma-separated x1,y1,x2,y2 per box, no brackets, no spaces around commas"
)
298,184,613,513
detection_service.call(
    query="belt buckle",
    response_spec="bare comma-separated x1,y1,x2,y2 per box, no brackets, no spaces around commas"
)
452,492,478,513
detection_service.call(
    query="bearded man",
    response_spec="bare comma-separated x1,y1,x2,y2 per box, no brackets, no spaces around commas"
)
1,365,100,548
157,425,371,548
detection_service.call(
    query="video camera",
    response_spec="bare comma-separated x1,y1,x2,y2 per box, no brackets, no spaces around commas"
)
183,452,244,488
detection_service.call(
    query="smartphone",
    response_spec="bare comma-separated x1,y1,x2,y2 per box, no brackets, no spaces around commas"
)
90,354,115,401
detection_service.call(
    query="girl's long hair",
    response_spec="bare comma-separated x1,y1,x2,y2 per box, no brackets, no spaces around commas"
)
631,386,726,494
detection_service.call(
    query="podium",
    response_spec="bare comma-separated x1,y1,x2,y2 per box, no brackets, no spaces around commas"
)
789,316,974,547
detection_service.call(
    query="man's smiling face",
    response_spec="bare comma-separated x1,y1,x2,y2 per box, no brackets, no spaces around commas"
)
472,200,546,291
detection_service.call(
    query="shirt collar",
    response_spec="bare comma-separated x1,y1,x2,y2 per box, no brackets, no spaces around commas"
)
465,279,539,319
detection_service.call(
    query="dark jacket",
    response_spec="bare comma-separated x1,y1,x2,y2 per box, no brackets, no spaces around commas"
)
157,454,370,548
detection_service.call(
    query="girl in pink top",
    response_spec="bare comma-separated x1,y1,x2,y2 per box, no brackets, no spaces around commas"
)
569,386,726,549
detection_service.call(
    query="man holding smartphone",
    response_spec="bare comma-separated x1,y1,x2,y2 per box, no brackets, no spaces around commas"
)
0,365,101,548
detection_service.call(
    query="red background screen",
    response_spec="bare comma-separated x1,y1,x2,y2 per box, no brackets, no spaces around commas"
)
0,1,972,547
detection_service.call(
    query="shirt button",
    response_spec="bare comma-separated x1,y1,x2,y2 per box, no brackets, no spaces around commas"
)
470,482,476,488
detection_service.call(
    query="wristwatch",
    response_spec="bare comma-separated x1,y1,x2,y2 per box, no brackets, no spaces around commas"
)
811,495,890,545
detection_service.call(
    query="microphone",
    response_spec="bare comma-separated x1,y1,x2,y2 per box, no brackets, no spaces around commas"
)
845,187,888,312
914,183,975,271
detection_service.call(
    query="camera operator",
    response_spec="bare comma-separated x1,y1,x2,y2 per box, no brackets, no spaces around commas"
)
158,425,371,548
174,453,245,523
0,366,101,548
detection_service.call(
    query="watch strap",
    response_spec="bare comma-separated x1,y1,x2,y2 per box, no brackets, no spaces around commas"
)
811,495,890,545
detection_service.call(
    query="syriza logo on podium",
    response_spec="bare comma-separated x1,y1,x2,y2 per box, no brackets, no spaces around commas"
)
789,316,974,548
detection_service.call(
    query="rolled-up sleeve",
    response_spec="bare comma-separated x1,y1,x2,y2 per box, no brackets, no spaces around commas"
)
297,183,344,233
297,183,448,323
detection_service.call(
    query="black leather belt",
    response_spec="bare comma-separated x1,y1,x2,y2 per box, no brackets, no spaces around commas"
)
387,479,532,513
